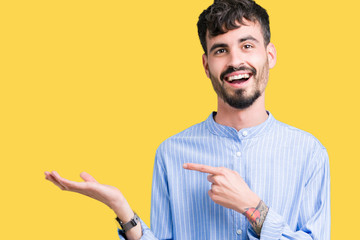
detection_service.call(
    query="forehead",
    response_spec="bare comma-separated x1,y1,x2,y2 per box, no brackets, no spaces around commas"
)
206,20,264,47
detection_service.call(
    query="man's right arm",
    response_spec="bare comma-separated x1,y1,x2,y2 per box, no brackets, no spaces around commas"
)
148,148,173,239
44,171,157,240
118,147,173,239
45,145,174,240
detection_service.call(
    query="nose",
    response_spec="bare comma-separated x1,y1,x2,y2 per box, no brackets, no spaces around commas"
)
227,49,244,69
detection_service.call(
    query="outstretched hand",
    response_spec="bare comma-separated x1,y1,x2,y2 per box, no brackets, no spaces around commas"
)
45,171,142,239
45,171,126,210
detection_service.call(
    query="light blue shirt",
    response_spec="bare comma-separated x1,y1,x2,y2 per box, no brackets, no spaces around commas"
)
119,112,330,239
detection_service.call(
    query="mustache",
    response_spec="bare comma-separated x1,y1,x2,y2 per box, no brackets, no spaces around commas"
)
220,66,257,81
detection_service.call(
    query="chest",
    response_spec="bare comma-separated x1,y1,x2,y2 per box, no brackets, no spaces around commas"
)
165,135,308,208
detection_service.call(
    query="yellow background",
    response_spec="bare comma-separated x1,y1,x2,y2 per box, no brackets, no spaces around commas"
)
0,0,358,239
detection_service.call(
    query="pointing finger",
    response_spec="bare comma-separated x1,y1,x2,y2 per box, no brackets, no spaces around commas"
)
183,163,223,175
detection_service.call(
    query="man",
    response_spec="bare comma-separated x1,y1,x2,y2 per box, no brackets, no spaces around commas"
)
45,0,330,239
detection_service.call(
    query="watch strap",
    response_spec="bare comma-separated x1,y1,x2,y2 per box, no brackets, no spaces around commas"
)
115,212,140,232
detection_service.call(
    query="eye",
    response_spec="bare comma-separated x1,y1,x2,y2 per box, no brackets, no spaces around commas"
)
214,49,227,55
243,44,253,49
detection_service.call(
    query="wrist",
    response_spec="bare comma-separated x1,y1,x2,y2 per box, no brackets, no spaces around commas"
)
111,198,134,222
116,212,140,232
243,200,269,236
237,194,261,214
115,211,142,240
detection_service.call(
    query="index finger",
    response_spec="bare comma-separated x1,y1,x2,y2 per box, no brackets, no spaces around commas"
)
183,163,222,175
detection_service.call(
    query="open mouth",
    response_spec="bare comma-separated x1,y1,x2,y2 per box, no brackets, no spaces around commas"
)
224,73,252,84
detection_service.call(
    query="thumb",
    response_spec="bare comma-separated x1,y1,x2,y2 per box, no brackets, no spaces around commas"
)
80,172,98,183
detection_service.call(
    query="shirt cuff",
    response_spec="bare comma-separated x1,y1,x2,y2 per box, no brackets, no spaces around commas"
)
258,207,285,239
117,218,157,240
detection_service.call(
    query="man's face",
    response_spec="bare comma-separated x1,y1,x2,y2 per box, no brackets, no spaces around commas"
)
202,20,276,109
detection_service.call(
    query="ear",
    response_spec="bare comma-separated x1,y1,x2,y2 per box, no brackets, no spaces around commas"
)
266,43,277,69
202,54,210,78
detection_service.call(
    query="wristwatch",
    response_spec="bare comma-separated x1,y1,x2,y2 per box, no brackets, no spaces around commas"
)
115,212,140,232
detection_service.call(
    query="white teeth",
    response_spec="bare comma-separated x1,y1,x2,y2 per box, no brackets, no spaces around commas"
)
228,73,250,81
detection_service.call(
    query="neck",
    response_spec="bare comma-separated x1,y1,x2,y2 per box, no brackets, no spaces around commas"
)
215,95,268,131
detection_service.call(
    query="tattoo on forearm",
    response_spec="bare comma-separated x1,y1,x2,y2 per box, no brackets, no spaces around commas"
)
243,200,269,236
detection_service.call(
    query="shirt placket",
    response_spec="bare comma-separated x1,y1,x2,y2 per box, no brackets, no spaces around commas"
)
232,134,246,239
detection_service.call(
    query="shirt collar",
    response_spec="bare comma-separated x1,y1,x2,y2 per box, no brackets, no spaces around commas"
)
205,111,275,140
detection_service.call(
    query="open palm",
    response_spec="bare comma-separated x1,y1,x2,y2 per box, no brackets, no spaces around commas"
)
45,171,129,214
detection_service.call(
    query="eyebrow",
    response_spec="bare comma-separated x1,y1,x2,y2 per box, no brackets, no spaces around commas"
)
209,35,260,54
239,35,259,43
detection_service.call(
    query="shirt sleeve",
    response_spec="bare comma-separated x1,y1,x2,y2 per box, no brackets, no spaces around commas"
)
117,219,158,240
150,147,173,239
247,147,331,240
117,147,172,240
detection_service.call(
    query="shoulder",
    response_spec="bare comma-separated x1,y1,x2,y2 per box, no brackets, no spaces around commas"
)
156,120,209,153
272,120,330,182
266,117,330,178
270,119,328,168
272,118,326,150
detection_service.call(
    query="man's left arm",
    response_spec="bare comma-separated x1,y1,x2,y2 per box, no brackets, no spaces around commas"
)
249,147,330,240
183,147,330,239
182,163,268,235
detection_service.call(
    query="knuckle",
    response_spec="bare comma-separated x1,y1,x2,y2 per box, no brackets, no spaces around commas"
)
211,186,220,194
213,176,220,184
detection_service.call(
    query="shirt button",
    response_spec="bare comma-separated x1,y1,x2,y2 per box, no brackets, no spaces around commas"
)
242,131,248,137
236,229,242,235
236,151,241,157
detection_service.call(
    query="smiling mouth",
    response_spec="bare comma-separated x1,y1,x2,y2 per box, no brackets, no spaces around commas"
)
225,73,252,84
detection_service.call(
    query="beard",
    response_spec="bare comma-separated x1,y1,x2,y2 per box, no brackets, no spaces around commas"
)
209,63,269,109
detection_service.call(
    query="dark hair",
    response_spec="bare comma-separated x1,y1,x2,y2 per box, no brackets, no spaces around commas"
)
197,0,270,54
